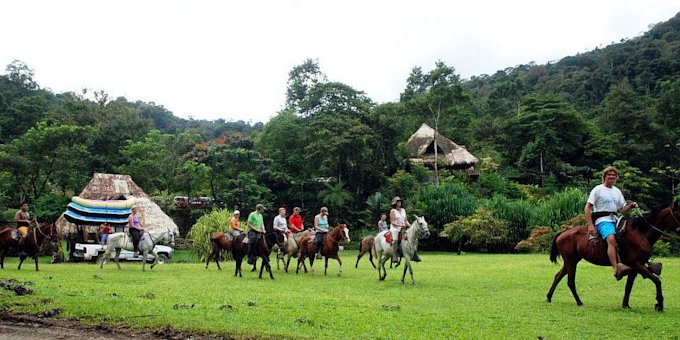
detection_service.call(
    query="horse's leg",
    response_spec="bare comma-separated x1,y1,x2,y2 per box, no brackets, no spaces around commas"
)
285,255,291,273
215,251,222,271
336,255,343,277
565,260,583,306
632,263,664,311
546,265,568,303
17,254,26,270
205,247,216,269
234,256,241,277
259,256,265,279
0,249,5,269
324,256,329,276
355,252,362,268
149,249,159,270
369,249,376,269
34,253,39,271
142,250,149,271
401,257,409,284
267,257,274,280
622,272,638,309
115,248,122,270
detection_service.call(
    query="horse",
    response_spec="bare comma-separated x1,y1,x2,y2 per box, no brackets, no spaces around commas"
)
355,235,377,269
375,215,430,285
0,221,57,271
205,232,234,270
296,224,350,276
275,230,311,273
547,201,680,311
99,227,175,272
230,231,277,279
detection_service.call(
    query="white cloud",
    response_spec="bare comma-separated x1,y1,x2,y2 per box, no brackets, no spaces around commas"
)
1,0,678,123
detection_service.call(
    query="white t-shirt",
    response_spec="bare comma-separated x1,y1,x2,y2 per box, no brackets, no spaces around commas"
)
273,215,287,232
587,184,625,224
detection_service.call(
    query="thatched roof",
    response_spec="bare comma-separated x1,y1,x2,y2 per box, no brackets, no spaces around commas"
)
56,173,179,237
405,123,478,168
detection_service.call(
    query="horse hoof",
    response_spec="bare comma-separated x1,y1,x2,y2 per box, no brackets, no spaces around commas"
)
622,304,630,309
655,304,663,312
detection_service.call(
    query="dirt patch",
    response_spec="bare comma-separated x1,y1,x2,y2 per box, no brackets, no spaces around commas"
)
0,279,33,296
0,312,238,339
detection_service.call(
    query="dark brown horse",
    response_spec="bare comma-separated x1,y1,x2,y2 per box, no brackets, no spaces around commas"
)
355,235,376,269
0,222,57,271
230,231,277,279
205,232,233,270
296,224,350,276
547,201,680,311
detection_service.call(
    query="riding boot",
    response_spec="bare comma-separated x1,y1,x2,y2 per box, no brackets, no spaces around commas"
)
614,263,632,281
412,250,421,262
315,243,322,259
391,241,399,263
247,242,256,265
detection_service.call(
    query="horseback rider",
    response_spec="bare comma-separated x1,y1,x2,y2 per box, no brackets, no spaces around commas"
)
585,166,638,280
128,206,144,257
247,204,266,265
288,207,304,234
228,210,244,240
377,212,388,232
390,197,421,263
313,207,329,259
14,202,31,247
273,207,288,259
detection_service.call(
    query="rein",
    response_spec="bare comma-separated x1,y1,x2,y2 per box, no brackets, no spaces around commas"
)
638,207,680,241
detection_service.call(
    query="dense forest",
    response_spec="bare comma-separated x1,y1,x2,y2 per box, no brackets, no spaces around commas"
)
2,13,680,252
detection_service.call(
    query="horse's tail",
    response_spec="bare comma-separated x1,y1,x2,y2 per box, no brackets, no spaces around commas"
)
549,231,562,264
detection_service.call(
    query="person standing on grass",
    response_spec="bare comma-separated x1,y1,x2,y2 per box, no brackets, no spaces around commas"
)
585,166,638,280
246,204,266,265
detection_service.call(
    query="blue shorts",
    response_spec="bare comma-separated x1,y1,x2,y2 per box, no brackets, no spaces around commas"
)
596,221,616,239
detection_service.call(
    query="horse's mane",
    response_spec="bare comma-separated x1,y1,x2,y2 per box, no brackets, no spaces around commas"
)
630,203,670,231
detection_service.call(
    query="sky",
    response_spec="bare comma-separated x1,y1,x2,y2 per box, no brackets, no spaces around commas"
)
1,1,679,123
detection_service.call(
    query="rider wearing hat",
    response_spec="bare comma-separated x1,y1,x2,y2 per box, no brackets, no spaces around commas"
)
390,197,420,263
229,210,244,240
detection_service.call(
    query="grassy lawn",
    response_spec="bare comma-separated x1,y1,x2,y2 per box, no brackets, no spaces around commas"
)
0,250,679,339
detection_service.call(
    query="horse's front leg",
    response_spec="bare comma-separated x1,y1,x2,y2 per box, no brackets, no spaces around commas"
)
285,255,291,273
267,257,274,280
336,255,343,277
622,272,639,309
0,249,5,269
114,248,122,270
17,254,26,270
34,253,39,272
324,256,329,276
401,258,410,284
141,250,149,271
632,263,663,311
259,257,265,279
149,250,159,270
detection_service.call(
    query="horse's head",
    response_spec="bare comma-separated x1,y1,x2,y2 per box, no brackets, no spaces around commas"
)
668,200,680,233
412,215,430,239
338,223,350,243
166,227,176,247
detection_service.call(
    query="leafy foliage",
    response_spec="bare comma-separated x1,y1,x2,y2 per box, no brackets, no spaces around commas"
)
186,209,235,261
440,207,510,252
417,181,478,234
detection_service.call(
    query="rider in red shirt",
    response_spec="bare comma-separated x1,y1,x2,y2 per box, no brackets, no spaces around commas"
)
288,207,304,233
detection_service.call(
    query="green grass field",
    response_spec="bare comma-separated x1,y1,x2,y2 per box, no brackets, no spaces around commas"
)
0,251,679,339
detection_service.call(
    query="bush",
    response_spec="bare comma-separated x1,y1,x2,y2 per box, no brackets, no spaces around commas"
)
32,194,70,222
533,187,586,228
486,196,535,244
474,173,526,199
515,227,555,253
417,181,478,235
440,208,510,252
652,240,671,257
187,209,239,261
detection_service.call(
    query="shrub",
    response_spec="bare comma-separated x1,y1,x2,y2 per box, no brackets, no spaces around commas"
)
187,209,240,261
486,195,535,244
440,208,510,252
474,173,526,199
652,240,671,257
515,227,555,253
533,187,586,228
417,181,477,235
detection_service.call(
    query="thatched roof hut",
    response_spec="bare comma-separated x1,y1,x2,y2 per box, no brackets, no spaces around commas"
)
405,123,478,169
56,173,179,237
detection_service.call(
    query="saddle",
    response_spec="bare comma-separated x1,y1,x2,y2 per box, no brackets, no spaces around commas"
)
587,216,628,244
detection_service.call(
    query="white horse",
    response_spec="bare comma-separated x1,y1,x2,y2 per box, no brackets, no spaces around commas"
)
374,215,430,285
99,227,175,271
275,230,311,273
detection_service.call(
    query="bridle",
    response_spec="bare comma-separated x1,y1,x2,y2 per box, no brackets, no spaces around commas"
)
327,225,348,244
646,204,680,240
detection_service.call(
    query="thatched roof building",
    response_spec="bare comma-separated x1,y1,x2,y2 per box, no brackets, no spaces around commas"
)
56,173,179,237
405,123,478,169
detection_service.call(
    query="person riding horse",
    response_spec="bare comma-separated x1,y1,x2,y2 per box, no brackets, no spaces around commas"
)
585,166,637,279
288,207,304,233
14,202,31,248
390,197,420,263
247,204,266,265
273,207,288,259
313,207,329,259
128,206,144,257
228,210,244,240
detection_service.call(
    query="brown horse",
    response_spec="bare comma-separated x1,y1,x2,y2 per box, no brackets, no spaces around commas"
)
205,232,233,270
355,235,376,269
296,224,350,276
547,201,680,311
275,230,311,273
230,231,277,279
0,222,57,271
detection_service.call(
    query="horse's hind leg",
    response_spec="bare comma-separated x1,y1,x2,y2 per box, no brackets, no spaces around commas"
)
34,254,39,271
324,257,329,276
369,250,376,269
632,262,664,311
565,261,583,306
17,255,26,270
546,265,568,303
622,272,638,309
336,256,343,277
114,248,122,270
0,249,5,269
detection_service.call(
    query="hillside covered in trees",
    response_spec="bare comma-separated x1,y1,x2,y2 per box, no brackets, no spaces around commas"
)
2,13,679,252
